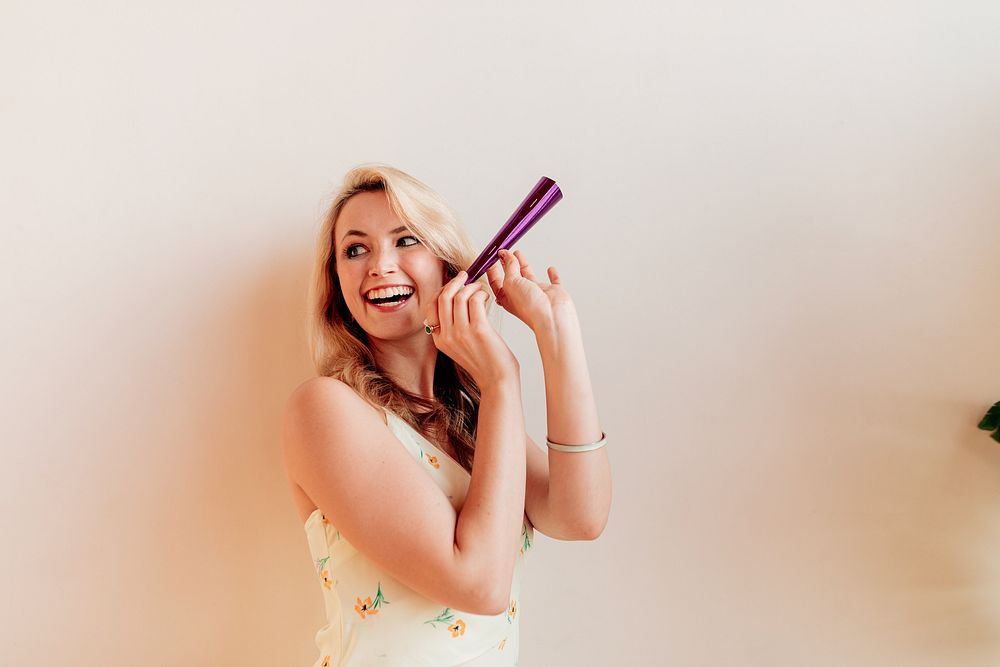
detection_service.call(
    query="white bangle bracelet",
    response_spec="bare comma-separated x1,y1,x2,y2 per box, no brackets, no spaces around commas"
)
545,432,607,452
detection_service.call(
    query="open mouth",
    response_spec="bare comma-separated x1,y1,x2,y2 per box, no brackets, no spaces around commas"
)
365,292,414,310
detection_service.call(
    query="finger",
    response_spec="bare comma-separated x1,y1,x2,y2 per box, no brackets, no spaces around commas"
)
486,260,504,297
499,249,521,278
424,285,444,328
513,250,539,282
436,271,467,331
424,283,445,329
469,289,490,328
452,282,482,330
548,266,561,285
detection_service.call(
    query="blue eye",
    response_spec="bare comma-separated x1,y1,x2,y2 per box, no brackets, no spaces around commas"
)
343,235,420,259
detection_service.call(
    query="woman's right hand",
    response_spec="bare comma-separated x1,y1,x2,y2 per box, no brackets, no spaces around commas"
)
424,271,520,387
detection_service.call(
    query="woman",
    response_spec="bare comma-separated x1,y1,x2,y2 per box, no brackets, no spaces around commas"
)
282,164,611,666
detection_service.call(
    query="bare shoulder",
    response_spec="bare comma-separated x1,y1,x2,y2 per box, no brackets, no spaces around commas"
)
280,375,496,613
283,377,386,449
287,375,362,407
284,376,385,431
282,377,386,520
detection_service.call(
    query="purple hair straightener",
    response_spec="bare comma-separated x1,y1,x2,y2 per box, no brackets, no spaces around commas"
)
464,176,563,285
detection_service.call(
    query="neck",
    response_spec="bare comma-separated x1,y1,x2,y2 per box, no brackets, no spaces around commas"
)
368,332,439,400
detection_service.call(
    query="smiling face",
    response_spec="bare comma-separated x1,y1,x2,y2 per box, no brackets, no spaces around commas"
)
333,190,446,341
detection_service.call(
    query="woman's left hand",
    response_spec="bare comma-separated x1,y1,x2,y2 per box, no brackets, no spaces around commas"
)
486,249,575,334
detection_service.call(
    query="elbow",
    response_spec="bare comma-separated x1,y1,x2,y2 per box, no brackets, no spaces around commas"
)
545,514,608,541
584,497,612,540
455,549,513,616
479,596,510,617
578,512,610,541
577,523,604,541
471,579,512,617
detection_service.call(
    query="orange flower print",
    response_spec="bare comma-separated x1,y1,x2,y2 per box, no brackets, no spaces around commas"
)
419,449,441,469
497,637,507,651
315,557,335,589
355,597,376,619
448,619,467,637
354,582,390,619
322,514,331,525
506,599,517,624
321,657,330,667
424,607,466,638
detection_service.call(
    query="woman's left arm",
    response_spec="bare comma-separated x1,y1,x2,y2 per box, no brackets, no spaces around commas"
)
487,249,612,539
535,304,612,539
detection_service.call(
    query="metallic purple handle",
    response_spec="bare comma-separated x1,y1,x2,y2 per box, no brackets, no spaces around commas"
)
464,176,563,285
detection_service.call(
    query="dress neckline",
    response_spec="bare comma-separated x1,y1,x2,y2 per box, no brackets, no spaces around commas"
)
384,409,469,475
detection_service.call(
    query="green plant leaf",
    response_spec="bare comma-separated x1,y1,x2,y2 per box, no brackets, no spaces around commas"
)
978,401,1000,431
992,430,1000,444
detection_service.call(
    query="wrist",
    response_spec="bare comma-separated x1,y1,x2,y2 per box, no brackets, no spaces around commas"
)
535,305,582,354
529,299,577,337
481,359,521,391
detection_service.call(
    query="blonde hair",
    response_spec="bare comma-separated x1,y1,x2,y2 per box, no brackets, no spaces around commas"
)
305,163,490,473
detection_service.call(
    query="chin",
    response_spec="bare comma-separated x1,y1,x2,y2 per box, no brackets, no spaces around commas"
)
367,322,421,341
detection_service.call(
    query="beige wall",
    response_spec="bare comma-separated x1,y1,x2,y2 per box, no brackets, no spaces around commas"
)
3,1,1000,665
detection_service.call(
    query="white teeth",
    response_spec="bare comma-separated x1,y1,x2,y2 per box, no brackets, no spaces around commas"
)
372,299,407,308
366,286,414,301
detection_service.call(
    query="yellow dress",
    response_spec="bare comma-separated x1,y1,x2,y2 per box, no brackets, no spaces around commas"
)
303,408,534,666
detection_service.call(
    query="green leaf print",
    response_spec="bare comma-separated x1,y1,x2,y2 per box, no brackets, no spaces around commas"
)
372,581,390,609
355,582,390,620
315,556,330,573
521,524,532,553
423,607,456,628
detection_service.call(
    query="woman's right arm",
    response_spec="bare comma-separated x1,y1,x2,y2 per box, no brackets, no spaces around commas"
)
283,377,522,616
452,371,525,614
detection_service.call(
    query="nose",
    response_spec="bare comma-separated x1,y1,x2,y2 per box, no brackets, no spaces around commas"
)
367,245,400,277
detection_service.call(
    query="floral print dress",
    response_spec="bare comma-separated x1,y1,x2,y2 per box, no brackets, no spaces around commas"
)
303,408,534,666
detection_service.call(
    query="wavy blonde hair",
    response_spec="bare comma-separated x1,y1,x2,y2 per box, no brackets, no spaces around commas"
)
305,163,491,473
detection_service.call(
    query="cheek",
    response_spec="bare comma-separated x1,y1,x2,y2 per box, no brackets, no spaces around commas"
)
336,258,360,281
335,266,362,301
406,255,446,291
432,256,450,283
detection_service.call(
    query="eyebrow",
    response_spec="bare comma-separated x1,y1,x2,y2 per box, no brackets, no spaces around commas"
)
339,225,409,245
